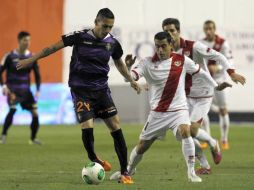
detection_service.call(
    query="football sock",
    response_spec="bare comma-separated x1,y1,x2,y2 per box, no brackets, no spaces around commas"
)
82,128,97,161
182,137,195,174
111,129,128,174
2,108,16,135
128,146,143,172
202,114,211,135
219,114,230,142
195,128,216,148
30,116,39,140
193,139,210,169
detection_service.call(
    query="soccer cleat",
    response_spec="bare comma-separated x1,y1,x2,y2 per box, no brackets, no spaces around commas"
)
110,171,121,181
0,135,7,144
210,140,222,164
119,172,134,184
221,141,230,150
95,158,112,172
200,142,208,149
29,139,42,145
188,172,202,182
196,167,211,175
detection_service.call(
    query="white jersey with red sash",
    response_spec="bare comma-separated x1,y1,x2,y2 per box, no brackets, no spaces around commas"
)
200,35,234,83
175,38,234,98
131,53,200,112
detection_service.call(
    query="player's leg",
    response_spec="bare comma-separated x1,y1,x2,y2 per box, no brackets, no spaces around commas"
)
177,124,201,182
103,115,128,175
200,115,210,149
188,98,221,165
28,108,41,145
0,93,17,144
214,91,230,149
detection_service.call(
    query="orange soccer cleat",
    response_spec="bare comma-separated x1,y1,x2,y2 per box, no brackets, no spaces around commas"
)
96,157,112,171
119,172,134,184
200,142,209,149
221,141,230,150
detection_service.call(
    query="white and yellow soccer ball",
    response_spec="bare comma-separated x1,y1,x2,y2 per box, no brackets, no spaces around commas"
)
82,162,105,185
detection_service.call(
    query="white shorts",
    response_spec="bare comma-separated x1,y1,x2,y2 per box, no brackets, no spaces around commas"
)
187,97,213,123
213,90,226,108
139,110,190,141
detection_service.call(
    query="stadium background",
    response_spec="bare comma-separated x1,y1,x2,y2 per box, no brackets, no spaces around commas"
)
0,0,253,124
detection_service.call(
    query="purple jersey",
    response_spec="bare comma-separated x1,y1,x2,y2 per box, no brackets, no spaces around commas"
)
0,50,41,92
62,29,123,90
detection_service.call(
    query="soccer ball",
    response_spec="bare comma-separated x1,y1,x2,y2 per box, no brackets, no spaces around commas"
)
81,162,105,185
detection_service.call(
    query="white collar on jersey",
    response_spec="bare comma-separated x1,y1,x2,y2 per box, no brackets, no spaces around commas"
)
13,49,30,56
87,29,111,40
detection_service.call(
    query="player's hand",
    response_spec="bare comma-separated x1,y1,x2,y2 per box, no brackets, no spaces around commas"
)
16,58,33,70
2,85,10,96
130,80,141,94
35,91,40,100
215,82,232,91
230,73,246,85
144,83,149,91
125,54,136,69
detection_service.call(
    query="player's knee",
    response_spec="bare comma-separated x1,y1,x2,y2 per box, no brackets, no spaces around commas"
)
190,122,200,137
30,109,38,117
9,108,17,115
219,108,228,116
178,124,191,138
81,119,94,129
136,139,154,154
105,115,120,132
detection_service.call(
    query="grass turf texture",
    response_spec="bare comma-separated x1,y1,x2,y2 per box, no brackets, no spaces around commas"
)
0,124,254,190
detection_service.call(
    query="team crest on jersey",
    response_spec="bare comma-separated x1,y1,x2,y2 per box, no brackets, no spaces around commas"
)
174,61,182,67
105,43,112,51
184,51,190,57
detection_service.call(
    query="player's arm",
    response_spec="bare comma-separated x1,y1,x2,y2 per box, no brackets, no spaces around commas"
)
185,56,231,91
0,54,11,96
17,40,64,70
33,61,41,99
194,41,246,85
114,58,141,94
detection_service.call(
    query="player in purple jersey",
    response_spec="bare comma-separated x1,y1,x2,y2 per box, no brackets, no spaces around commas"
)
0,31,41,145
16,8,140,184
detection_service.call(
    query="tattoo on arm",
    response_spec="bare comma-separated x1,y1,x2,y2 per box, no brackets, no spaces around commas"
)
41,46,58,58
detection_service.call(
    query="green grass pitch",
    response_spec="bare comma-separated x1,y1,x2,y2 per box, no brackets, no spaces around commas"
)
0,124,254,190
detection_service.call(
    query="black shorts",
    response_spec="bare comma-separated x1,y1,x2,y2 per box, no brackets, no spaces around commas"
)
8,89,37,110
70,87,118,123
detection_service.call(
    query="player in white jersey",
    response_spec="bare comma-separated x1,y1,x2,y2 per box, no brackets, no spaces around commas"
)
161,18,246,174
110,32,232,182
200,20,234,150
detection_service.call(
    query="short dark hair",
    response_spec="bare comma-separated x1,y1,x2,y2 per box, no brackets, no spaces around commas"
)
18,31,30,40
154,31,173,44
96,8,114,20
162,18,180,31
204,20,216,29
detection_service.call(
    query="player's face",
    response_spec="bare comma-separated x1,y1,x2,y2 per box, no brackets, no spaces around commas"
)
204,23,216,41
163,24,180,43
19,36,31,50
155,39,172,61
95,18,114,39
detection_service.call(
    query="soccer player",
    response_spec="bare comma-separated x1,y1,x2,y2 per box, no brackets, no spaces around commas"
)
161,18,245,174
0,31,41,145
16,8,140,184
200,20,234,150
111,31,231,182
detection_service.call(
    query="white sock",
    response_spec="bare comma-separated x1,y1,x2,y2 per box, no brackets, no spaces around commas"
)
195,128,216,148
193,139,210,169
219,114,230,142
182,137,195,174
128,146,143,172
202,115,211,135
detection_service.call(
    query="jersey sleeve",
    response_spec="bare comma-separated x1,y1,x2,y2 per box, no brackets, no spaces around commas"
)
193,41,235,75
131,59,146,81
61,30,82,47
184,56,200,75
111,40,123,60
